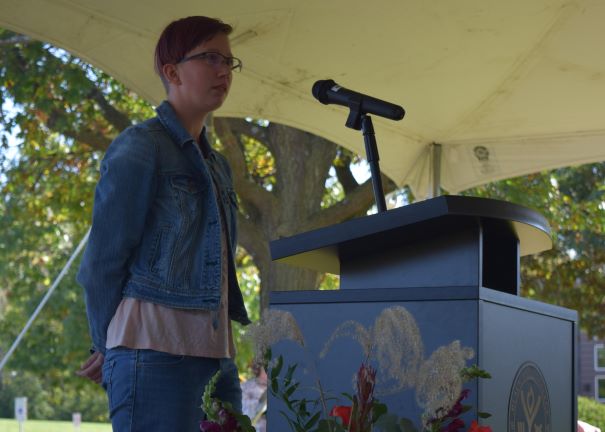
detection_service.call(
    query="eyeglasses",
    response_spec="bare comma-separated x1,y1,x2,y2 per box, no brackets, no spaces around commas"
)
178,52,243,72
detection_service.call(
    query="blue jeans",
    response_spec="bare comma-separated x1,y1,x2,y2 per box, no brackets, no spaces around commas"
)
102,348,242,432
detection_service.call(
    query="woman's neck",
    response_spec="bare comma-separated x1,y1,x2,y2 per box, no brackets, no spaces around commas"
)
167,97,208,143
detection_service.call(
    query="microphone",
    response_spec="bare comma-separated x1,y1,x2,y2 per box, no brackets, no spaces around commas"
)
312,79,405,121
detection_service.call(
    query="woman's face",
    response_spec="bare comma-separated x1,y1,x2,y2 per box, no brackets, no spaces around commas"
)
171,32,234,116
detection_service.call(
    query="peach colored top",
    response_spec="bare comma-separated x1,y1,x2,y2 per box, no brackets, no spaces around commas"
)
106,180,235,358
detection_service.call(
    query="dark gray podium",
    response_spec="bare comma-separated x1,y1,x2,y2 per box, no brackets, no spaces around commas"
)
267,196,577,431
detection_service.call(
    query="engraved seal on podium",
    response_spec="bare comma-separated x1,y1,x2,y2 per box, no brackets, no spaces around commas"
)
508,362,551,432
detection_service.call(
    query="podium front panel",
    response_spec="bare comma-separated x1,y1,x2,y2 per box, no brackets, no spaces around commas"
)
268,288,576,431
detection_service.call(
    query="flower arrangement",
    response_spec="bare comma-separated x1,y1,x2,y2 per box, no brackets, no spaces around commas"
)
200,370,256,432
267,350,490,432
202,306,492,431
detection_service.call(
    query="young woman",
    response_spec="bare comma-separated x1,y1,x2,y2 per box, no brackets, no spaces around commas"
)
76,16,250,431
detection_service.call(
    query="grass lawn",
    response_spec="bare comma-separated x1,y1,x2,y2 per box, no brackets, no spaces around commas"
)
0,418,111,431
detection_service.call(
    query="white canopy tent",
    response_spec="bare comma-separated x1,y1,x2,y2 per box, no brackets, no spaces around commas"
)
0,0,604,197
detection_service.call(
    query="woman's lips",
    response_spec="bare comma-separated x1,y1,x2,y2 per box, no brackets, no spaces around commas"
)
212,84,228,93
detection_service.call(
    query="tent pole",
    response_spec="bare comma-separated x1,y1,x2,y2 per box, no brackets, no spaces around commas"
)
0,228,90,372
430,143,442,198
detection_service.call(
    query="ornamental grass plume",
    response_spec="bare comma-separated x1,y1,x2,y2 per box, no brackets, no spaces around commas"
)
246,309,305,364
319,306,424,395
415,340,475,422
372,306,424,394
319,320,371,358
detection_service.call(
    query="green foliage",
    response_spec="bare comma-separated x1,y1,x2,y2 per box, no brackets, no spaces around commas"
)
460,365,492,381
0,29,163,420
578,396,605,428
373,414,419,432
318,274,340,291
462,164,605,337
267,353,330,432
233,248,261,378
0,371,53,419
0,370,107,421
201,370,223,420
321,148,358,209
265,347,490,432
240,133,276,191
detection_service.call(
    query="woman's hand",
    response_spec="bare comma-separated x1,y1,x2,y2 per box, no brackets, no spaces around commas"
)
76,351,105,384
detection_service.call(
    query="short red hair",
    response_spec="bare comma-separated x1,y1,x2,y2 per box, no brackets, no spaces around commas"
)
154,16,233,90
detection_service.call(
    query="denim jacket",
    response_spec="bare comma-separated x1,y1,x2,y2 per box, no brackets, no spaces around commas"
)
77,101,250,354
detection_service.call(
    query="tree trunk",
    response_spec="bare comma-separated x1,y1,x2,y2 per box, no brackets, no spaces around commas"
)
256,257,321,310
214,118,392,312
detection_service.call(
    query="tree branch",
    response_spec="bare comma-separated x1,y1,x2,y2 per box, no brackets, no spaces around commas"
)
70,129,112,151
214,117,278,216
237,213,270,264
87,86,132,131
220,117,270,143
301,174,397,231
334,150,359,195
46,108,111,151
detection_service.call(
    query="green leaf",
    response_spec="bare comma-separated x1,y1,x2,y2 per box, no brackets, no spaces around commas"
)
341,392,354,401
373,412,406,432
284,363,297,387
315,419,347,432
460,404,472,413
304,411,321,429
399,417,420,432
299,399,307,416
271,377,279,394
284,382,300,398
271,354,284,381
372,401,389,422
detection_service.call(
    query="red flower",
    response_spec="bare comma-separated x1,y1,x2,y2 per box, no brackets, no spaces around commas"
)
329,405,352,426
468,420,492,432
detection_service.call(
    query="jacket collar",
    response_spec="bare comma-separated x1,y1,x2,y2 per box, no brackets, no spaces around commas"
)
156,100,208,149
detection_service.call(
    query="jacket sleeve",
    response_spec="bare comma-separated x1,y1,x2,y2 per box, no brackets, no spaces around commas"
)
77,126,157,354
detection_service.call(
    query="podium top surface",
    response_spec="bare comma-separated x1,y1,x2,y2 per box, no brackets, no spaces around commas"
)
270,195,551,275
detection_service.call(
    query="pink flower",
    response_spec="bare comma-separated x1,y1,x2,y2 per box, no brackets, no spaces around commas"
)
218,408,239,431
446,389,470,418
200,420,222,432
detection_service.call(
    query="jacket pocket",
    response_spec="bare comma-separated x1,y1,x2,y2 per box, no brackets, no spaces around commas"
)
170,175,203,217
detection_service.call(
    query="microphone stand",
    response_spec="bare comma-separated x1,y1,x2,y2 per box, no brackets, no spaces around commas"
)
345,98,387,213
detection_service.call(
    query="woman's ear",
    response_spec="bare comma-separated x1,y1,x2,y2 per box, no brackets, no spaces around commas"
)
162,63,181,86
